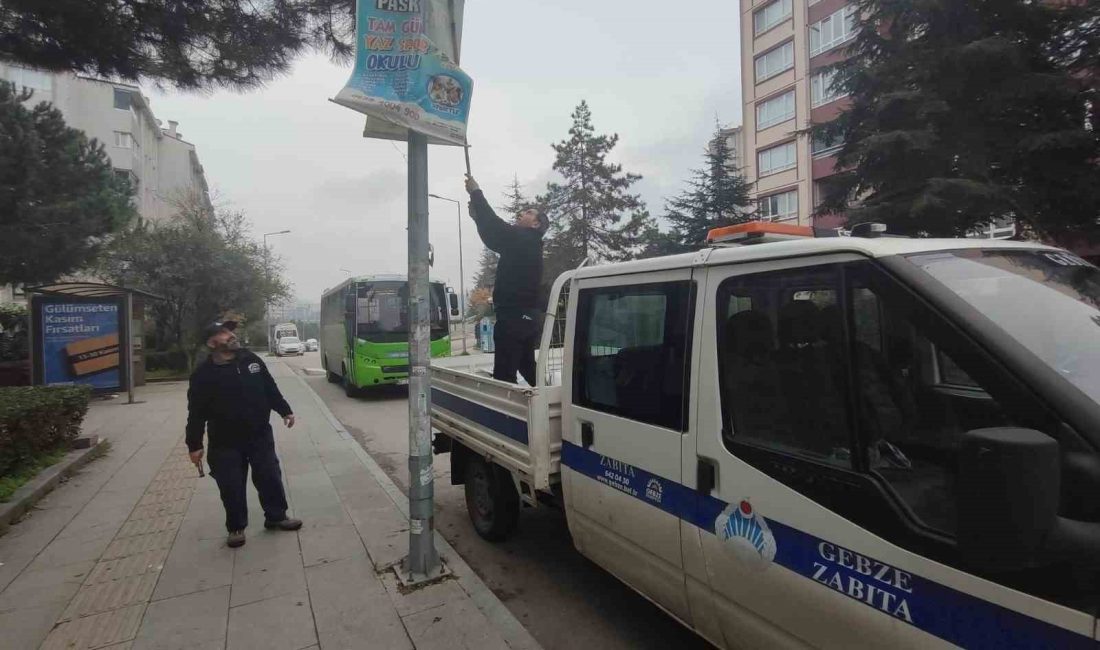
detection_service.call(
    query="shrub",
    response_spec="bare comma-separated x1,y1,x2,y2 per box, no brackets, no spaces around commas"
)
145,349,189,373
0,386,91,477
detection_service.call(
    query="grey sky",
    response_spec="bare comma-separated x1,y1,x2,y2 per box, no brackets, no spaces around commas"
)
149,0,743,304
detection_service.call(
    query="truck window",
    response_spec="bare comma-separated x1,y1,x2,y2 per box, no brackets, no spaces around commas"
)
717,263,1022,535
847,276,1017,536
716,266,852,467
573,281,693,431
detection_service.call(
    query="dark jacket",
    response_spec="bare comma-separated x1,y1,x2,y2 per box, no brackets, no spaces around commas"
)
468,189,543,310
185,350,292,452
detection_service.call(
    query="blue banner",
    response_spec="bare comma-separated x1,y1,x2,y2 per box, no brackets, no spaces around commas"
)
334,0,472,145
40,300,122,390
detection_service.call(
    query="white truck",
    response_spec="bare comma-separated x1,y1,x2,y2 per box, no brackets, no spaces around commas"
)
430,222,1100,649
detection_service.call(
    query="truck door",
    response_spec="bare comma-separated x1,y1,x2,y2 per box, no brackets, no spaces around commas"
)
692,256,1099,649
562,269,695,625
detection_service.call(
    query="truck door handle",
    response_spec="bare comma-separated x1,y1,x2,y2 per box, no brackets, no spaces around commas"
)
581,421,594,448
697,459,716,494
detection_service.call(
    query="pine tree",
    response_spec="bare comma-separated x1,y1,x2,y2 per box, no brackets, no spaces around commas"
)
814,0,1100,239
0,82,135,285
538,100,653,270
0,0,356,90
661,123,754,254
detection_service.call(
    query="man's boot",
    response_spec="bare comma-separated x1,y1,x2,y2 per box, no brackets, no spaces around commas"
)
227,530,246,548
264,518,303,531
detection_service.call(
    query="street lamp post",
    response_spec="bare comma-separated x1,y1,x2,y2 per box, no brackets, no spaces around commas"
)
263,230,291,353
428,194,467,355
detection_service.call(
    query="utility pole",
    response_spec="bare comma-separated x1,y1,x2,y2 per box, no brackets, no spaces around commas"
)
428,193,468,355
262,230,291,353
404,130,441,581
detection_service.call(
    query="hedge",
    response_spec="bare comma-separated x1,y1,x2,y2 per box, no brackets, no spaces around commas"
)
0,386,91,477
145,349,189,372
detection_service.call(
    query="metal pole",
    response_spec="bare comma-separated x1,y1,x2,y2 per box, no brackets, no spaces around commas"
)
125,292,135,404
455,201,468,355
405,130,439,579
263,237,270,354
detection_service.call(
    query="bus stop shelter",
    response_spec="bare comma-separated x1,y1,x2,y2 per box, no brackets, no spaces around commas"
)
24,282,163,404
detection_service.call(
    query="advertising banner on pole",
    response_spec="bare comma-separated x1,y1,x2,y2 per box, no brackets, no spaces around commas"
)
35,298,123,390
334,0,472,145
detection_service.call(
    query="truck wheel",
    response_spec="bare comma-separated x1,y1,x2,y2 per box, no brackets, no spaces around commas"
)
464,456,519,541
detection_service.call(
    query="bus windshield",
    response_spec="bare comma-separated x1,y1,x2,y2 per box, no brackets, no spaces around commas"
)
355,281,447,343
905,249,1100,405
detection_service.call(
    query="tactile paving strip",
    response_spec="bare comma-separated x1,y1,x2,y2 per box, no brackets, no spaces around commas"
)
41,443,198,649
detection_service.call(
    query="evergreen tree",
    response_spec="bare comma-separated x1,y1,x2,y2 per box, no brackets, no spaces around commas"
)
0,81,135,285
814,0,1100,239
661,123,754,253
538,100,653,271
0,0,356,89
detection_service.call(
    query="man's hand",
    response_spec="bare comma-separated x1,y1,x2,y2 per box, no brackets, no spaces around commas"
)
283,414,296,429
189,449,204,477
465,174,479,194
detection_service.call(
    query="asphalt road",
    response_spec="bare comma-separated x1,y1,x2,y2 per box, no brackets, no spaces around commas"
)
279,351,713,650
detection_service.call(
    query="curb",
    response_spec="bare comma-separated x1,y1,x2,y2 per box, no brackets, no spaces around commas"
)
288,367,544,650
0,441,103,536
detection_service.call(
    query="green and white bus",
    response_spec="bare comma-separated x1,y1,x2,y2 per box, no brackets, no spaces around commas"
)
320,274,457,396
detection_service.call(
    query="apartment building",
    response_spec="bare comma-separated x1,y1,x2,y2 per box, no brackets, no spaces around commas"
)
740,0,854,227
0,65,212,224
0,64,212,303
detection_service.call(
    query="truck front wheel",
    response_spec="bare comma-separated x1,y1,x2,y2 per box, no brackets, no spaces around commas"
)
464,456,519,542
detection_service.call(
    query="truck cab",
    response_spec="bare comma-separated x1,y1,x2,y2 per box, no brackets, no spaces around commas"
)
433,224,1100,648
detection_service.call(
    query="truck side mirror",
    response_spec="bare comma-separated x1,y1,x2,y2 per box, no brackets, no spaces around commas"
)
957,427,1060,570
449,292,459,317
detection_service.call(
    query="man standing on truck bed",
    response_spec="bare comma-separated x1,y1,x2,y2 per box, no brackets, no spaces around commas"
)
466,174,549,384
186,320,302,548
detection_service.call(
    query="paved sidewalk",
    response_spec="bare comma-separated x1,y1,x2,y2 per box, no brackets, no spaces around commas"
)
0,359,540,650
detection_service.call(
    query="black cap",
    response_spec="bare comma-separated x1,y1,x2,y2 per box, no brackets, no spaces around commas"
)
201,320,238,343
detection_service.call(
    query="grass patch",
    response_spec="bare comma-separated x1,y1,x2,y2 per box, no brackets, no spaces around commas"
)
0,445,69,502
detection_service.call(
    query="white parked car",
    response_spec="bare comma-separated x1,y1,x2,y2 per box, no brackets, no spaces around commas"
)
305,338,319,351
276,336,304,356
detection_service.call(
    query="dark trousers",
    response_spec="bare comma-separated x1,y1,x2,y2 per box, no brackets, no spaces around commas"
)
493,309,539,385
207,425,289,532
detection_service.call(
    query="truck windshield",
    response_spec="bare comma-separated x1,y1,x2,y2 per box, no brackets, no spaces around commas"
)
905,249,1100,404
355,281,447,343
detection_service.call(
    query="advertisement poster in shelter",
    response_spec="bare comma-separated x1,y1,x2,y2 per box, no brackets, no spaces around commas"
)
35,298,124,390
334,0,472,144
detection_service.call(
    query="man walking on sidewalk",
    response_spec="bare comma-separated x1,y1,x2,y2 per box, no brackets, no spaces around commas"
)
186,320,302,548
465,174,549,385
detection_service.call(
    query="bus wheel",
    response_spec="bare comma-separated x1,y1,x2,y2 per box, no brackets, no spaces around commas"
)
327,370,341,384
464,456,519,542
342,370,359,398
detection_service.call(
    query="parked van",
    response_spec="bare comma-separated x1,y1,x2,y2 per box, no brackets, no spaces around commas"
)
430,223,1100,648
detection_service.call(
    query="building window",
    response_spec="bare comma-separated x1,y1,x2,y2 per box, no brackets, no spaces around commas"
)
114,131,133,149
113,89,133,111
753,0,792,35
812,130,844,157
4,66,51,94
809,6,857,57
811,69,846,107
755,41,794,83
756,90,795,130
757,141,797,176
758,189,799,221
